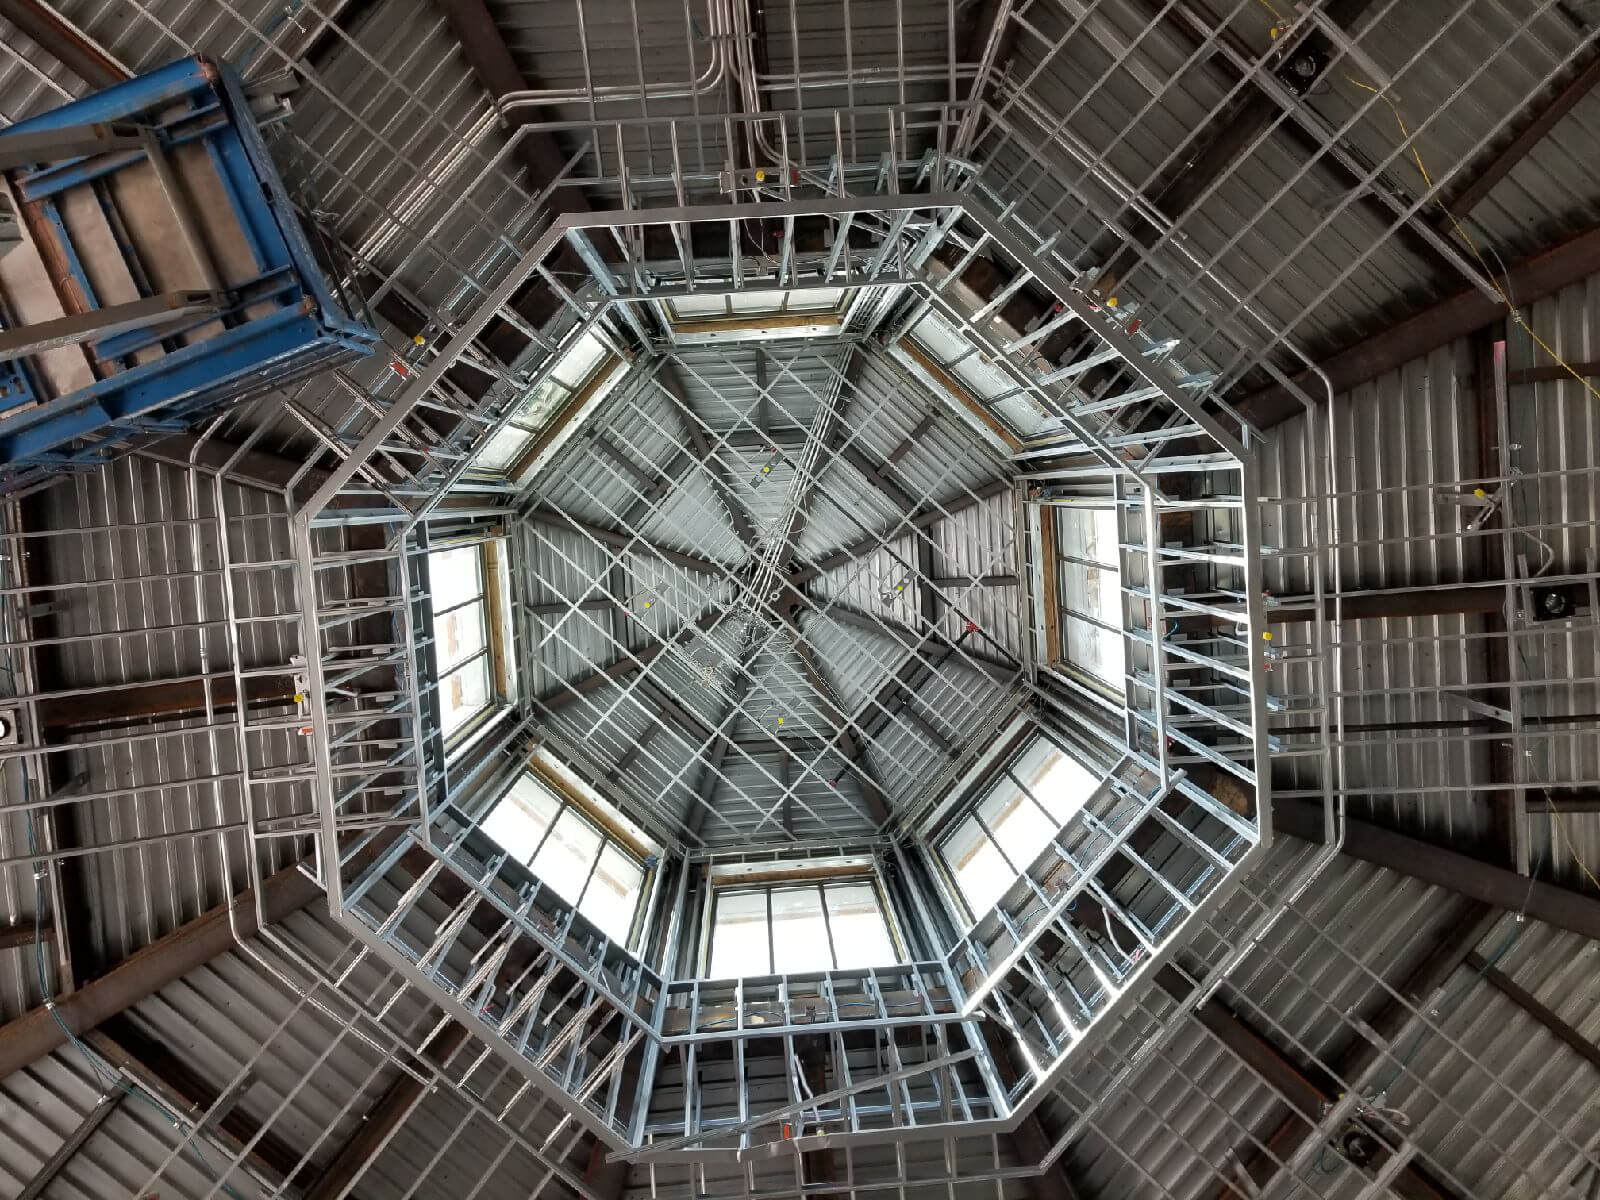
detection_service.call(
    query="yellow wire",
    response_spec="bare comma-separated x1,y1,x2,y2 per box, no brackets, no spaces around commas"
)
1343,76,1433,190
1256,0,1285,27
1343,74,1600,404
1341,76,1600,890
1546,794,1600,894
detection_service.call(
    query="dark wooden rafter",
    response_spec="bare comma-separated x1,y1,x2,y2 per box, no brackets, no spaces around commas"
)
138,433,333,496
1273,798,1600,942
1065,804,1463,1200
769,346,866,568
536,607,728,714
607,718,666,785
1267,583,1508,624
793,479,1011,583
824,620,985,765
0,0,126,87
0,921,52,950
35,673,298,732
1186,902,1495,1200
783,634,892,822
1236,220,1600,429
1464,950,1600,1076
1432,46,1600,225
431,0,588,219
685,640,761,838
655,364,759,550
1061,776,1600,1197
527,507,730,579
1470,324,1522,867
1129,0,1464,288
954,0,1022,116
821,600,1019,682
303,1019,472,1200
429,0,609,368
88,1020,317,1190
590,430,661,496
0,861,323,1080
17,1088,123,1200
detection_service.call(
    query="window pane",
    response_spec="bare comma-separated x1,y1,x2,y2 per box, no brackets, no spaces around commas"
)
530,808,604,907
978,783,1056,875
770,887,831,974
1062,560,1121,625
436,599,486,672
942,815,1013,917
476,423,532,471
553,330,608,386
671,293,728,318
439,657,490,736
429,547,481,613
1014,742,1098,825
581,844,644,944
710,891,771,978
1059,508,1119,566
1063,613,1124,687
824,884,895,969
480,775,560,864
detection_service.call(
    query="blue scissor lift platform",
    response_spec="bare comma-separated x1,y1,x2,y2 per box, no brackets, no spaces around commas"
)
0,56,379,494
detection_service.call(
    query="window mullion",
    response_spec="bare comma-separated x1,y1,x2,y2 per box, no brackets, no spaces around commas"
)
765,889,776,975
1005,765,1055,828
818,883,838,971
526,799,566,866
969,808,1021,877
438,645,491,678
575,836,604,911
433,592,485,620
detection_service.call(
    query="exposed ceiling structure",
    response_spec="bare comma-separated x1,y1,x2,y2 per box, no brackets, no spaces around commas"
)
1,3,1599,1200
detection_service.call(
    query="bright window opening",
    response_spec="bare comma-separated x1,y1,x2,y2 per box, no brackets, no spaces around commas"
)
428,541,512,741
1054,506,1125,689
895,307,1064,440
939,738,1099,920
666,285,846,322
475,328,627,473
706,880,898,978
479,772,648,945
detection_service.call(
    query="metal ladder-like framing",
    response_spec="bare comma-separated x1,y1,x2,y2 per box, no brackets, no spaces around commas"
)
275,179,1280,1165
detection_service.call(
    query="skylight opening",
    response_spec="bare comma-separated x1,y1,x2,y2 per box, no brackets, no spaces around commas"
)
1054,504,1126,691
474,328,629,473
663,285,850,345
705,878,899,978
665,285,847,321
938,736,1099,921
892,307,1063,440
478,770,652,946
427,540,513,742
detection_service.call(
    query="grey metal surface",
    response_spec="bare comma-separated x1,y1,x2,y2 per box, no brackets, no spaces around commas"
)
0,1,1598,1199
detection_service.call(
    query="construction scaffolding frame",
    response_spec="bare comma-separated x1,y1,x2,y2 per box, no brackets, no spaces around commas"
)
4,0,1599,1197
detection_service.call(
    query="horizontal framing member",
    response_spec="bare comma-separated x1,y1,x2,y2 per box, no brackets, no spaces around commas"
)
0,861,323,1080
1274,798,1600,941
1237,221,1600,429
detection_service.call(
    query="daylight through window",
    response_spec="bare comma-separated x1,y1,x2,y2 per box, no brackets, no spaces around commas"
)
707,880,897,978
1055,506,1125,689
939,738,1099,920
428,543,508,740
479,773,648,945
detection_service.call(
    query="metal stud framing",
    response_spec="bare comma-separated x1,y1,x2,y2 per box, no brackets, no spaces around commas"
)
2,2,1599,1199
